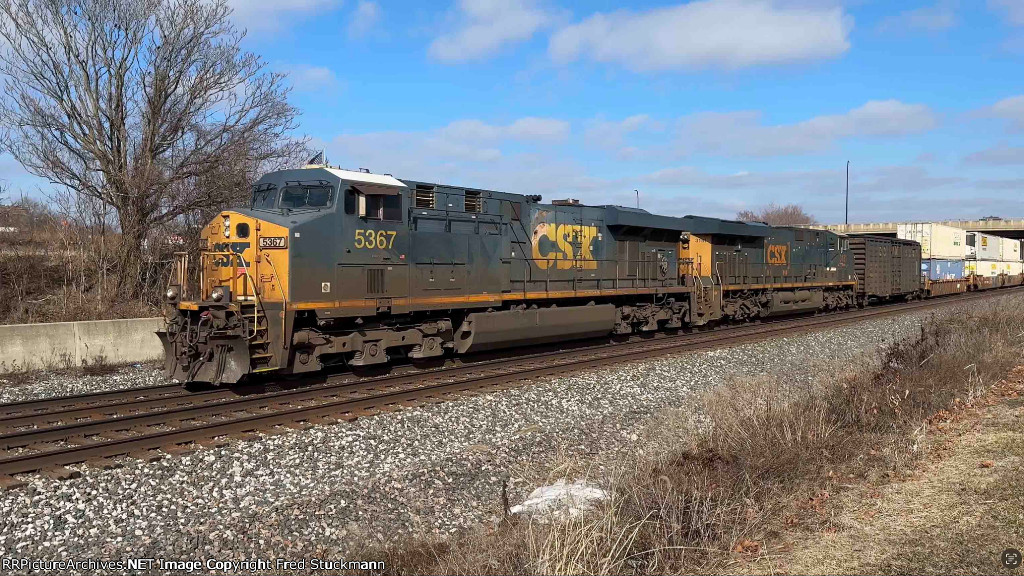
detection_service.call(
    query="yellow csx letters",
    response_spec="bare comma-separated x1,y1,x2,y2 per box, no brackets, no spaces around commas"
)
766,244,789,265
531,223,599,270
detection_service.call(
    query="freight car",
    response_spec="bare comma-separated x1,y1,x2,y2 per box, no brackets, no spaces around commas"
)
159,166,859,385
848,236,922,304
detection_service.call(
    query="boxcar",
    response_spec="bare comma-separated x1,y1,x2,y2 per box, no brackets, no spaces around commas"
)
848,235,922,304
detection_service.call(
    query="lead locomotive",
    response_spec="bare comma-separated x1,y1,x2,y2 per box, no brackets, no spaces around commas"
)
160,164,897,385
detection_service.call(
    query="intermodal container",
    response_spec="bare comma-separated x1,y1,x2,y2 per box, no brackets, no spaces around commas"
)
1006,261,1024,276
922,258,965,280
966,232,1001,260
1000,237,1022,262
965,260,1001,277
898,223,966,260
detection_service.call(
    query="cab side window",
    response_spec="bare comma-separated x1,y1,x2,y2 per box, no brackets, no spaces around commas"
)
344,189,356,214
357,192,402,222
382,195,402,221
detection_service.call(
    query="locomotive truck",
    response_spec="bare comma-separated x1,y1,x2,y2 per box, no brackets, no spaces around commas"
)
159,165,902,385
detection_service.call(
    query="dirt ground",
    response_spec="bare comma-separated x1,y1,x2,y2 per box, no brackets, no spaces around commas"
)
740,366,1024,576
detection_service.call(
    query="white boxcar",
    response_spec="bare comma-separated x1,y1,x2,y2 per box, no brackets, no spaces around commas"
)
966,232,1001,260
1000,237,1022,262
897,223,966,259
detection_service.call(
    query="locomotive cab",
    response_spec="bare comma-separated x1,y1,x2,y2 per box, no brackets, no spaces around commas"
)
158,168,343,385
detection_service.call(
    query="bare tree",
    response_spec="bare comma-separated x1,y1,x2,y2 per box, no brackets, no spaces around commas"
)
0,0,305,294
736,203,816,226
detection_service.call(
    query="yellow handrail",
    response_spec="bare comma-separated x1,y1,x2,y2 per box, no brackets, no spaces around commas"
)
200,250,262,341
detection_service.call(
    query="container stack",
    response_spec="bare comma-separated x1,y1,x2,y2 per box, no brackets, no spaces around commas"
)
899,223,966,280
1001,237,1023,275
964,231,1023,276
897,224,1022,281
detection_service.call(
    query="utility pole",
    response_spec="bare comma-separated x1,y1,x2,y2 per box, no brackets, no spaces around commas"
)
845,161,850,225
635,189,639,209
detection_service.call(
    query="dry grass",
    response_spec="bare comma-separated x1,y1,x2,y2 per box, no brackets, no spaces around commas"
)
375,296,1024,575
0,198,173,324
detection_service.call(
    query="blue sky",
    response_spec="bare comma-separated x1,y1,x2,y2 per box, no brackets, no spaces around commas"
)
5,0,1024,223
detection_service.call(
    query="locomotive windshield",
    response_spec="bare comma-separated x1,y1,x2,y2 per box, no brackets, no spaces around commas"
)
280,184,333,210
251,183,278,210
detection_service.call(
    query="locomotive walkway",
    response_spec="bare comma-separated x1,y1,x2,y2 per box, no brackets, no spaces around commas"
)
0,287,1019,489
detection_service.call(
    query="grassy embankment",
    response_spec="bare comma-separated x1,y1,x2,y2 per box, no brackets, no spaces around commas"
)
377,296,1024,575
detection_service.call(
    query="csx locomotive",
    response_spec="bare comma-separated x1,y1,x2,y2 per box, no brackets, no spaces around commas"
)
159,165,914,385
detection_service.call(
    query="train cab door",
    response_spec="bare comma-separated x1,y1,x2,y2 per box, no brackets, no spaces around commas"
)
340,185,410,314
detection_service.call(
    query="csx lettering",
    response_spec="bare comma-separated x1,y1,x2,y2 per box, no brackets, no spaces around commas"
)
354,229,397,249
767,244,789,265
211,242,249,267
531,223,599,270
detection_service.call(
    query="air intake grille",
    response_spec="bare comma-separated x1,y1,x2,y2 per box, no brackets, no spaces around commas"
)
464,191,481,213
367,269,386,294
414,185,435,209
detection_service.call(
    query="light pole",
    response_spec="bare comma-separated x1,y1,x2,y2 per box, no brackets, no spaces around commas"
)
635,189,640,209
845,161,850,225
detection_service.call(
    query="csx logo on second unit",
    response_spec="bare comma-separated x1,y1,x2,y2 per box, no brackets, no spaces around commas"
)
767,244,789,265
531,223,599,270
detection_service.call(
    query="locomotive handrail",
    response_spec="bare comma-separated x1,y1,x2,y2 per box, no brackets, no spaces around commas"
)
261,250,287,354
199,249,262,341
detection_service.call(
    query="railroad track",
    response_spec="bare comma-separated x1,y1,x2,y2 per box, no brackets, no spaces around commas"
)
0,286,1018,489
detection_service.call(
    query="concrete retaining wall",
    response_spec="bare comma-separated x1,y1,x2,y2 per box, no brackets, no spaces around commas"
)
0,317,164,373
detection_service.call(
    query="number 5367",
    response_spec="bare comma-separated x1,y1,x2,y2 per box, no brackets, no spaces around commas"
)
354,229,397,249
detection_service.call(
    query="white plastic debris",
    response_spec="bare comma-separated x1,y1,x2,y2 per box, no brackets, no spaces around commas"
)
509,479,608,518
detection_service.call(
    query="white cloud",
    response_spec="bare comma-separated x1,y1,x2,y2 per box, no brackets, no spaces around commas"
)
963,145,1024,165
430,0,554,62
505,117,570,141
643,165,841,190
289,65,339,91
584,115,653,157
439,117,569,142
677,100,938,156
327,116,571,179
854,166,964,193
989,0,1024,25
980,95,1024,130
877,1,958,33
548,0,851,72
227,0,342,33
348,1,381,38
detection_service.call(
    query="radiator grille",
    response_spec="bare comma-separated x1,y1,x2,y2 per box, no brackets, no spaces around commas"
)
414,185,435,209
464,191,481,213
367,269,386,294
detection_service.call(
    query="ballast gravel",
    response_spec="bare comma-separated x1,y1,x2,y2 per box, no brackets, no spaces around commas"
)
0,311,940,573
0,364,165,405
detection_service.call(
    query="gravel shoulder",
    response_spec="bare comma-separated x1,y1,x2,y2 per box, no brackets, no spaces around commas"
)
0,310,941,574
0,364,165,404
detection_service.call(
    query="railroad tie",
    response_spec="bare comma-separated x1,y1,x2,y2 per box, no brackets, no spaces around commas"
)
129,450,164,463
84,457,123,470
191,439,227,450
0,475,27,491
161,444,196,457
40,467,82,481
65,437,97,447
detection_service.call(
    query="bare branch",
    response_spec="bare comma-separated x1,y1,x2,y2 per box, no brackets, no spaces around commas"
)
737,203,817,226
0,0,304,293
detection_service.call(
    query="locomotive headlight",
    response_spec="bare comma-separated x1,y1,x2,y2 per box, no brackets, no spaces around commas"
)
165,285,180,302
210,286,226,302
222,215,231,238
